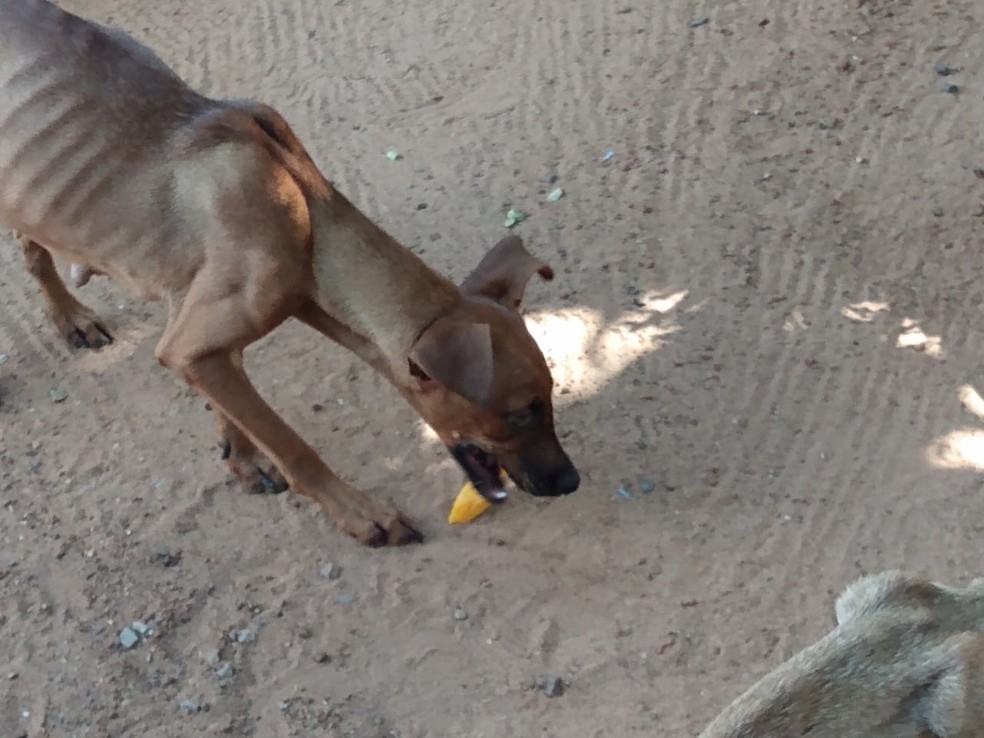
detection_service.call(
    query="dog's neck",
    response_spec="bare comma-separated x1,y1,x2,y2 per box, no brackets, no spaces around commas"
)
308,192,460,363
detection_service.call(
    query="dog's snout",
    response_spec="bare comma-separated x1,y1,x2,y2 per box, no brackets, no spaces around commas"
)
554,466,580,495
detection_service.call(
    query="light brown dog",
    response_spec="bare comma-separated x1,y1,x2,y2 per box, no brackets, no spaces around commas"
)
699,570,984,737
0,0,580,547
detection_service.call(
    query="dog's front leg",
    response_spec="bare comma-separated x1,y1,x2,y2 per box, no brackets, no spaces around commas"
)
211,351,289,496
153,269,422,547
171,349,423,546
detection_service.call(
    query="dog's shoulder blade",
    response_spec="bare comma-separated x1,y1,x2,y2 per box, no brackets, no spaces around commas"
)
180,104,330,202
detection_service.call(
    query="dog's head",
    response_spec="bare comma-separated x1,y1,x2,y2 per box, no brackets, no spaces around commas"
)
404,235,580,502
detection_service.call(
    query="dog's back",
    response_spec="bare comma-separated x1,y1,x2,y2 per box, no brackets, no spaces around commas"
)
699,571,984,738
0,0,210,289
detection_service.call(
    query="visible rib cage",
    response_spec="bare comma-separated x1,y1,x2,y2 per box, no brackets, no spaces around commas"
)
0,0,209,289
0,65,110,230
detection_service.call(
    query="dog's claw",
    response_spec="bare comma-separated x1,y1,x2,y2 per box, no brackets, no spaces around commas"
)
240,467,288,495
404,523,425,545
354,515,424,547
259,472,278,493
366,522,388,548
61,311,112,350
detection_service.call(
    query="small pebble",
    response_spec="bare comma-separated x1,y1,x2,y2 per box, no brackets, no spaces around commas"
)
119,627,140,649
0,354,8,364
689,16,710,27
319,563,342,580
49,388,68,403
541,676,565,698
385,149,402,161
453,606,469,621
504,208,527,228
934,62,955,76
616,486,633,499
314,651,332,664
200,648,221,665
216,662,233,679
235,629,257,644
335,593,356,606
131,621,151,636
179,699,200,715
941,82,959,94
546,187,565,203
601,149,615,162
639,478,656,494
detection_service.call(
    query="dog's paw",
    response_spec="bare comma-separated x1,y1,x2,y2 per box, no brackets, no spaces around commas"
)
347,512,424,547
54,305,112,349
219,439,289,495
214,417,289,495
240,465,289,495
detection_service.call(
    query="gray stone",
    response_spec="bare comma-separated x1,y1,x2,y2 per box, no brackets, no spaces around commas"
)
541,676,565,698
179,699,200,714
235,629,257,644
119,627,140,649
216,662,233,679
319,563,342,580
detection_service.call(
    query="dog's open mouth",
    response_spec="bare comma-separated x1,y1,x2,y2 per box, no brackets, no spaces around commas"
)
450,443,509,503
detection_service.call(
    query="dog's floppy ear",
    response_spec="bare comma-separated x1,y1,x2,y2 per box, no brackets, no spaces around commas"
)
460,235,554,310
916,632,984,736
835,571,908,625
408,320,494,405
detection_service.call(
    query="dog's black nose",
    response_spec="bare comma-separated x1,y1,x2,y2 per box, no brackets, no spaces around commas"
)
554,467,580,495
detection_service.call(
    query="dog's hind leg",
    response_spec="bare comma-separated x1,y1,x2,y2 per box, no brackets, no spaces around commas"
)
18,234,112,349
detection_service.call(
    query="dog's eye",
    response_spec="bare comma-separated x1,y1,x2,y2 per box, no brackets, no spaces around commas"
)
505,400,543,428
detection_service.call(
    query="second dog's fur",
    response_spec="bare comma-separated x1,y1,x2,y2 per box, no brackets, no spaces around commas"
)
700,570,984,737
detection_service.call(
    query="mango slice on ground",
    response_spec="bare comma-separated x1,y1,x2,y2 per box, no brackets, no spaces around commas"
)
448,481,492,524
448,470,508,524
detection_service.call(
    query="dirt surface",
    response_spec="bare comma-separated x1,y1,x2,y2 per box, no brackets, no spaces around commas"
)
2,0,984,735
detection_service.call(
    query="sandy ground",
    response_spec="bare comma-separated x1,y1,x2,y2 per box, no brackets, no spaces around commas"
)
2,0,984,735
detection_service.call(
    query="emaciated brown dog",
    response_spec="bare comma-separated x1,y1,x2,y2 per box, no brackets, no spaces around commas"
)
0,0,580,547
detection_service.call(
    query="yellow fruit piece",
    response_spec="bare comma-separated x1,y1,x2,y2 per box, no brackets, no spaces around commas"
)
448,470,508,524
448,481,492,524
